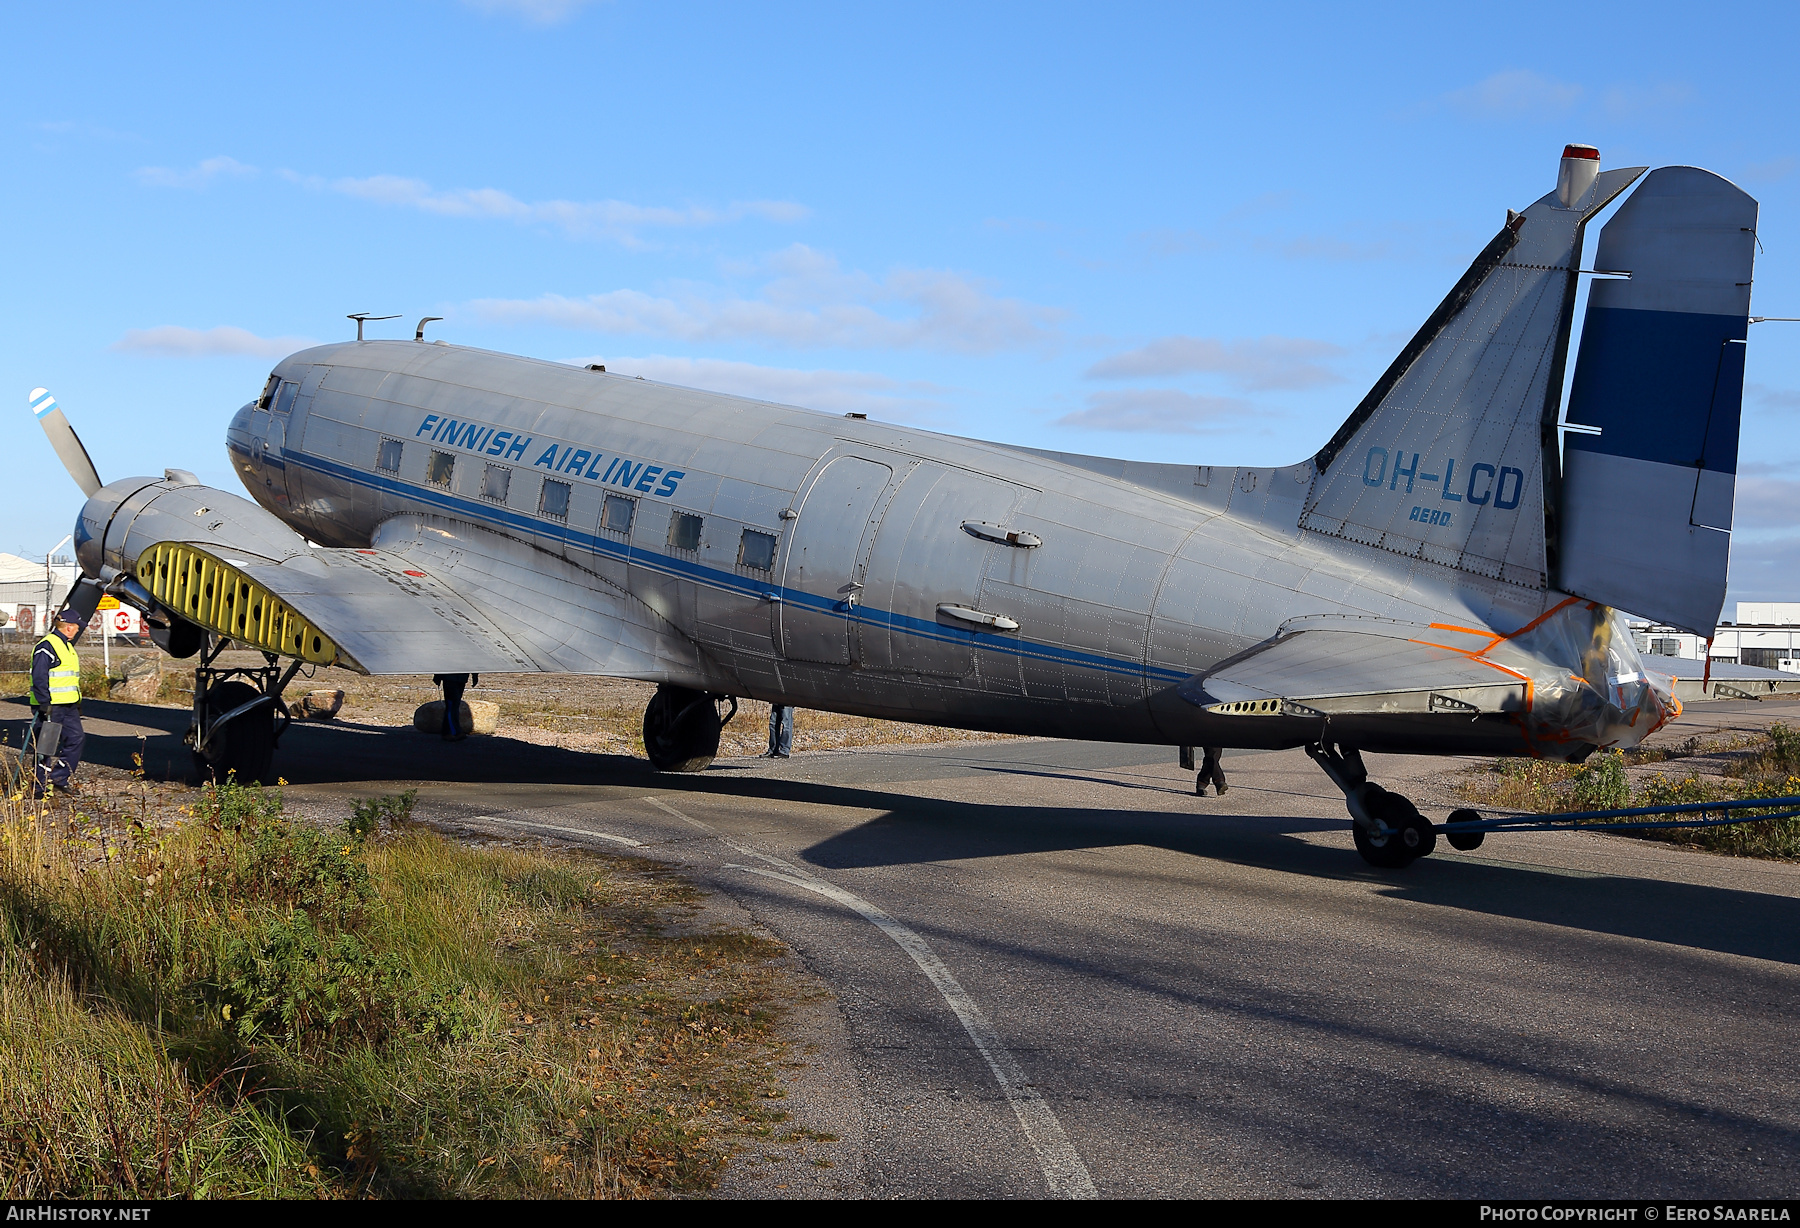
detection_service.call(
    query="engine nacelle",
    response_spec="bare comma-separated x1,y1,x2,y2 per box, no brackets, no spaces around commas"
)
75,473,312,583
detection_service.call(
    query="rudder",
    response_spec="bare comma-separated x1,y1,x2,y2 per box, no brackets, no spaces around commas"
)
1557,167,1758,634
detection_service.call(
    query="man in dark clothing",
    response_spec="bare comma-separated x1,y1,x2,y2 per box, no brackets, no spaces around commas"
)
1197,746,1228,796
763,703,793,758
432,673,478,741
30,610,86,795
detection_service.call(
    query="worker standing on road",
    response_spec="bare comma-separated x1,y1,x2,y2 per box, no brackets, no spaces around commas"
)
1197,745,1228,796
765,703,793,758
432,673,479,741
29,609,86,796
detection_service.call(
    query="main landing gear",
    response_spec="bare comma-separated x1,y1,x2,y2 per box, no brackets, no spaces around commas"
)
186,636,302,786
1306,741,1485,868
642,685,738,773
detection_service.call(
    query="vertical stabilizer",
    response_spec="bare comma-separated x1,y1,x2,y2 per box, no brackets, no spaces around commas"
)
1557,168,1758,635
1300,152,1643,591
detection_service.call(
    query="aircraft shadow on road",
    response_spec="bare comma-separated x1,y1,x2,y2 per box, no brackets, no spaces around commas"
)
22,699,1800,969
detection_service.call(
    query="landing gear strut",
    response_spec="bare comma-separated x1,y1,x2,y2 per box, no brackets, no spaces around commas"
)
642,685,737,773
1306,741,1437,868
186,636,301,785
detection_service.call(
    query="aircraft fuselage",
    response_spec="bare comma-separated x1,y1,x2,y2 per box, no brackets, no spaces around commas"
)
222,339,1601,757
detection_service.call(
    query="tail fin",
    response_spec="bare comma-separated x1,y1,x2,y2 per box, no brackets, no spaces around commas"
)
1556,168,1758,634
1300,152,1643,591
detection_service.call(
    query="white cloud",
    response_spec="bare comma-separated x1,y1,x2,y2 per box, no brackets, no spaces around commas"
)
577,355,951,422
473,245,1065,354
1725,530,1800,603
1443,69,1583,118
133,155,257,188
1741,157,1797,184
1749,383,1800,412
1733,470,1800,532
1054,389,1251,434
1601,80,1695,120
460,0,602,24
1086,335,1344,390
284,170,806,245
112,325,316,358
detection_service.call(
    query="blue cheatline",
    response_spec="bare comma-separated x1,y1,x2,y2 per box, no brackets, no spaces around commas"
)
275,445,1195,686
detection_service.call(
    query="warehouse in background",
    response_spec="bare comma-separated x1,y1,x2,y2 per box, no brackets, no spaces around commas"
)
1630,603,1800,701
1633,603,1800,673
0,551,78,639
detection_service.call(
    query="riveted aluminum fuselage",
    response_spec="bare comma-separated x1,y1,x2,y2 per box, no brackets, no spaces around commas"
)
214,340,1621,754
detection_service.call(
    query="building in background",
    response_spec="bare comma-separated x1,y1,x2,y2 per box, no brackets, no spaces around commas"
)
1632,602,1800,675
0,552,78,638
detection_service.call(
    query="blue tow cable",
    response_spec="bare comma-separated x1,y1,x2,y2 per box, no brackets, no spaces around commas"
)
1439,795,1800,835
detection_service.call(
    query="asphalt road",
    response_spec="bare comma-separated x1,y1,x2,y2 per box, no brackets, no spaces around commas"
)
16,695,1800,1199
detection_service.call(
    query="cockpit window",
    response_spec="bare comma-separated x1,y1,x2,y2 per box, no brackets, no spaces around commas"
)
257,374,281,410
272,381,299,416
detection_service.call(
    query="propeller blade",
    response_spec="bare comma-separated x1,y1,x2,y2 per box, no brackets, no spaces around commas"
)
29,387,102,497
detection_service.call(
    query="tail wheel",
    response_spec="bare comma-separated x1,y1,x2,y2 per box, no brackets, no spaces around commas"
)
642,685,722,773
194,679,275,785
1445,808,1486,852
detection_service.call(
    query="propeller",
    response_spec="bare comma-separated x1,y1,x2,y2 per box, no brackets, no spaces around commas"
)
29,387,103,497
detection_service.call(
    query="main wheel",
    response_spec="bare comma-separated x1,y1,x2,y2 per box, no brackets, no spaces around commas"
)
194,679,275,785
1444,808,1485,852
1351,785,1434,867
642,685,723,773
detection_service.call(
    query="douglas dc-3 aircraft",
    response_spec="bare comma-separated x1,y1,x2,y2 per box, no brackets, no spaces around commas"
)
32,146,1760,867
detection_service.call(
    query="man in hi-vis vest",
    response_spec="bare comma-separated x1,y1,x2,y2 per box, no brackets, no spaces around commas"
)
29,609,86,795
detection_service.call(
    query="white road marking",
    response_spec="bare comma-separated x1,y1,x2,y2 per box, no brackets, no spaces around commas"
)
470,815,643,847
642,794,1098,1200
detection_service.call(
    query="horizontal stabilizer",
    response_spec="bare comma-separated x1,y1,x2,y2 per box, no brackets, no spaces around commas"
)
1181,619,1527,717
1559,167,1758,634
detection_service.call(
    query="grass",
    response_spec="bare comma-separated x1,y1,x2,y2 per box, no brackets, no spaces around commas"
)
0,777,798,1198
1462,722,1800,861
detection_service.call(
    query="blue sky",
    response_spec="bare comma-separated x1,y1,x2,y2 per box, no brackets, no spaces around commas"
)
5,1,1797,607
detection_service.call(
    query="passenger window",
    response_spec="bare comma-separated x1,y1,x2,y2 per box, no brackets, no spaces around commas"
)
427,451,455,489
602,494,635,534
272,381,299,416
376,439,403,474
539,479,571,519
739,529,777,571
480,463,511,503
668,512,702,552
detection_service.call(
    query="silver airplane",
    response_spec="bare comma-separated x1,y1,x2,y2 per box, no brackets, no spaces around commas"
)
34,146,1758,868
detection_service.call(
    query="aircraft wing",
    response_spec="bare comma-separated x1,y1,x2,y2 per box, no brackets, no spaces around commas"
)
1179,618,1530,718
133,539,543,674
130,509,693,677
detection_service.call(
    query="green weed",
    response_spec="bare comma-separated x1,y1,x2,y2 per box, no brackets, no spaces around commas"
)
0,781,794,1198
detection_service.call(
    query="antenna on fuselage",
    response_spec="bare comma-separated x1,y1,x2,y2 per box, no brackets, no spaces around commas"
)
347,313,400,341
415,317,444,341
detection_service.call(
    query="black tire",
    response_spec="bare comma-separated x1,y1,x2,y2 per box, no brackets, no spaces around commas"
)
1445,808,1486,852
642,685,722,773
195,679,275,785
1351,784,1433,867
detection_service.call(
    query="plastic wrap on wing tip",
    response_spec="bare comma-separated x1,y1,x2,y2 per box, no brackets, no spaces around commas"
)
1510,604,1678,757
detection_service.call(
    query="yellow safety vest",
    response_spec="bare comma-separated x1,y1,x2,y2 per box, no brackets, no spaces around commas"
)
31,633,81,706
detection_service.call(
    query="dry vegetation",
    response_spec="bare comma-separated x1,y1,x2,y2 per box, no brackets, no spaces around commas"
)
1458,722,1800,860
39,646,1018,760
0,761,812,1198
